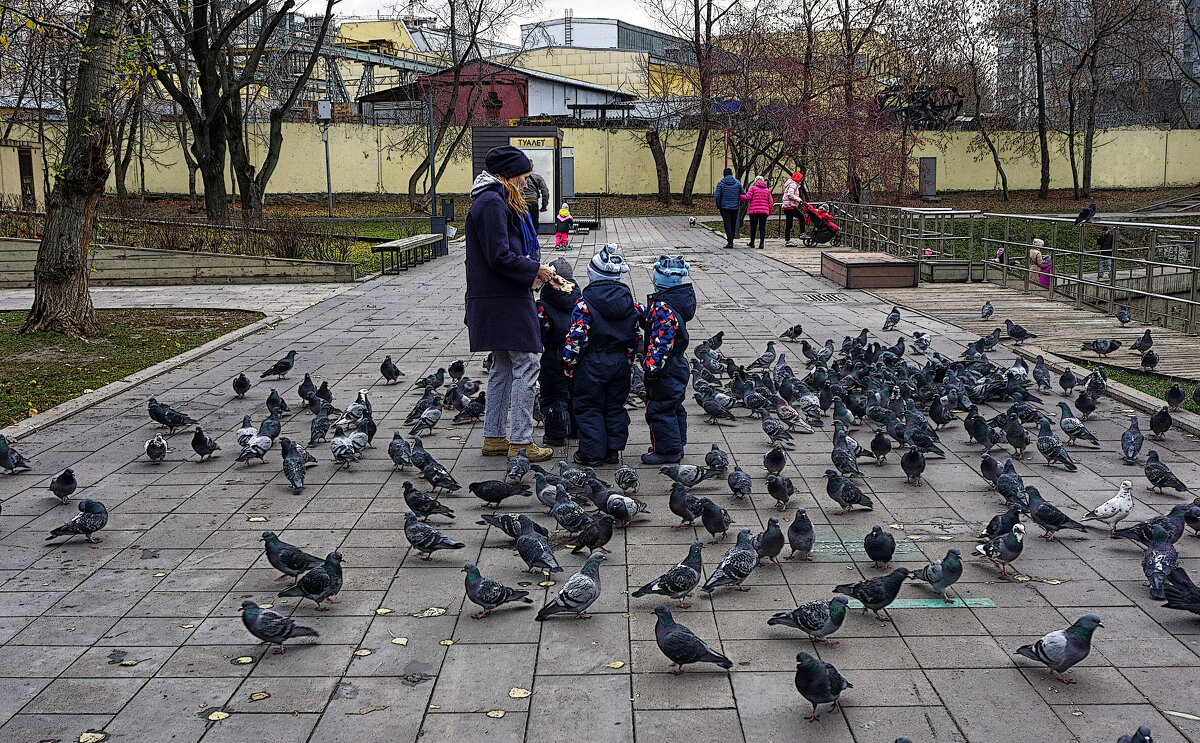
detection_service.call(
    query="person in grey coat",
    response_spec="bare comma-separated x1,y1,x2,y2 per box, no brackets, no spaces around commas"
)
521,164,551,232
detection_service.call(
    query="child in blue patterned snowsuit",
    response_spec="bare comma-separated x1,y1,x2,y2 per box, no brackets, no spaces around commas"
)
639,255,696,465
564,244,639,466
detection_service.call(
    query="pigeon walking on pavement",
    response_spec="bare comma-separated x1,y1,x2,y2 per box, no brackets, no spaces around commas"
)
278,551,343,610
1142,525,1178,600
975,524,1025,576
241,600,318,653
49,468,77,504
769,597,850,645
883,306,901,331
909,548,963,602
1145,450,1189,493
463,563,533,618
864,525,896,568
633,541,704,608
403,512,465,560
46,499,108,544
794,651,853,721
833,567,910,622
787,508,816,560
1083,481,1134,532
260,350,297,379
1014,614,1102,684
701,528,757,593
1122,416,1145,464
536,552,605,620
261,531,322,584
654,605,733,674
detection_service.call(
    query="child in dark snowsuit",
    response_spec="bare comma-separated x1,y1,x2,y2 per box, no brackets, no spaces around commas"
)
639,255,696,465
554,203,573,249
564,244,638,466
537,257,580,447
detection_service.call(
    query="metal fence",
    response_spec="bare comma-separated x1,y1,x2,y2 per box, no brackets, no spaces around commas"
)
829,202,1200,335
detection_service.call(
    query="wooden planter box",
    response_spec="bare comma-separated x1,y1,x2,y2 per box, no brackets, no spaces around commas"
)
919,260,986,283
821,251,917,289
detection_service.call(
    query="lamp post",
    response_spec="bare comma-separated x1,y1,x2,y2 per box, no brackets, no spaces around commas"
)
318,99,333,217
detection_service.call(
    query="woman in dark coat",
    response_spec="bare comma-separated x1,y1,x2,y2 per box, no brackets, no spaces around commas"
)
465,146,555,462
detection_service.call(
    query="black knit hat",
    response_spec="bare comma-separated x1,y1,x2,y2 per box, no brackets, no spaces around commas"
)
723,167,733,176
485,146,533,178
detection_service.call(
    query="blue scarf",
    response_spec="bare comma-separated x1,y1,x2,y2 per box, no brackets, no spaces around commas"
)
517,209,540,260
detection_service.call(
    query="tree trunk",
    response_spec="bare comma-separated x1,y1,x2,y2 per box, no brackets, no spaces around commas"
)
22,0,129,338
680,127,709,207
1081,54,1100,197
1031,0,1051,199
645,129,672,204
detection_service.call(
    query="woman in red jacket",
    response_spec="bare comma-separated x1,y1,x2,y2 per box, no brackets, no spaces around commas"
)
740,176,775,249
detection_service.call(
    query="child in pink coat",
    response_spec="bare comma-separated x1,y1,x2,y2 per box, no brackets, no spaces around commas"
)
740,176,775,249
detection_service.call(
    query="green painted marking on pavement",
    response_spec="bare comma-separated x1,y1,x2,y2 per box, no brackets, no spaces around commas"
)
844,598,996,610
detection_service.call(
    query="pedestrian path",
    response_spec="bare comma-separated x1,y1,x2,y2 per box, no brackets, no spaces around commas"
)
0,218,1197,743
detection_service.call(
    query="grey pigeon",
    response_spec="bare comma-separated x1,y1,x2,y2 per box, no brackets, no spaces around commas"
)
1163,566,1200,616
1165,383,1185,411
698,497,734,543
864,525,896,568
909,548,963,602
1059,367,1078,395
404,481,455,521
46,499,108,544
870,428,892,465
704,443,730,472
536,552,605,620
787,508,816,560
380,355,403,384
279,437,307,493
831,446,865,478
1131,328,1153,353
1145,450,1188,493
422,462,461,494
388,432,413,469
278,551,343,610
669,482,703,528
979,506,1022,540
632,541,704,608
901,449,925,486
981,300,993,320
232,373,251,398
701,528,756,593
236,432,273,465
795,651,853,721
506,447,530,484
516,515,563,573
614,465,639,494
463,563,532,618
568,514,616,554
241,600,317,653
403,512,464,560
258,412,282,441
469,479,532,509
1027,487,1087,540
1111,504,1198,546
654,605,733,674
659,464,722,490
261,531,322,584
766,473,794,511
1082,481,1133,532
477,512,547,540
1081,338,1121,357
1055,402,1098,446
147,398,196,434
823,469,873,514
260,350,296,379
728,465,752,499
190,426,220,461
551,485,594,533
1074,202,1096,224
144,434,167,464
883,306,901,330
762,412,795,448
1142,525,1177,600
329,425,360,468
266,387,289,415
1149,406,1172,440
409,405,441,437
975,523,1025,576
769,597,849,645
309,406,332,446
1036,420,1077,471
1004,319,1037,343
1116,306,1132,325
49,468,77,504
1014,614,1102,683
752,517,786,567
763,444,787,476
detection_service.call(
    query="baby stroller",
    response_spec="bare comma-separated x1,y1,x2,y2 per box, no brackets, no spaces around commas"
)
801,201,842,247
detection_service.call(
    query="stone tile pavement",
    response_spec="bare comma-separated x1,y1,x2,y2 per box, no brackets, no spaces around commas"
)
0,217,1197,743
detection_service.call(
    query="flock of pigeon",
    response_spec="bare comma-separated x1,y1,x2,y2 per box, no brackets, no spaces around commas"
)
2,294,1198,737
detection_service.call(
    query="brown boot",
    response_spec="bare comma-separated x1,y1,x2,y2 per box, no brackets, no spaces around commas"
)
510,441,553,462
482,437,509,456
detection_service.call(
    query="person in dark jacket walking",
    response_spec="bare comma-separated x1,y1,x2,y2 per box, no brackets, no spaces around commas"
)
521,164,550,232
639,255,696,464
564,245,639,466
538,257,580,447
1096,226,1114,278
465,145,556,462
714,168,745,249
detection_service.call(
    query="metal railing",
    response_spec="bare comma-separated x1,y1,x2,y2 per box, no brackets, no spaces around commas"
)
831,203,1200,335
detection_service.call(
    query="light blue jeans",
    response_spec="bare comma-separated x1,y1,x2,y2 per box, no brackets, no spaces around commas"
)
484,350,540,445
1097,259,1111,278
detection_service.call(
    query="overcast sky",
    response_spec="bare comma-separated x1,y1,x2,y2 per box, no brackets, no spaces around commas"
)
327,0,659,44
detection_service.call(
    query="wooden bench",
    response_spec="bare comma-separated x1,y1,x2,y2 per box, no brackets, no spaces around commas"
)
821,251,917,289
372,233,444,274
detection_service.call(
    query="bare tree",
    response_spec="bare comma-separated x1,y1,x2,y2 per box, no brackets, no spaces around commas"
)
21,0,129,337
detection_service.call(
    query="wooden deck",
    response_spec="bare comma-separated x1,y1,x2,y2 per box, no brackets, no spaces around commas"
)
871,281,1200,379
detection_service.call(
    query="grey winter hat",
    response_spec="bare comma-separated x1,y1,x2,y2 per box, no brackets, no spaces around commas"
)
549,257,575,282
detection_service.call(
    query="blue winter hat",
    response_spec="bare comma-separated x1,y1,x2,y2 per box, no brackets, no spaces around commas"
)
587,243,629,282
652,254,690,288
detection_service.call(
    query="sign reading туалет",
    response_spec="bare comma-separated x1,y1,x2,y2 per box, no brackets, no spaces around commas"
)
510,137,554,148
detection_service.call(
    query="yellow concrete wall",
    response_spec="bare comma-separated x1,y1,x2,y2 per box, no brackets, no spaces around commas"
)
337,20,416,50
0,143,45,209
9,124,1199,198
496,48,650,95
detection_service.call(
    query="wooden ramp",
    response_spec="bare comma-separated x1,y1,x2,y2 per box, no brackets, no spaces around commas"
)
871,282,1200,379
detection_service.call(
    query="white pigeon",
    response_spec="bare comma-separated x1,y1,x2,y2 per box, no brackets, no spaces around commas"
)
335,390,371,429
1082,480,1134,533
144,434,167,463
235,418,256,447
